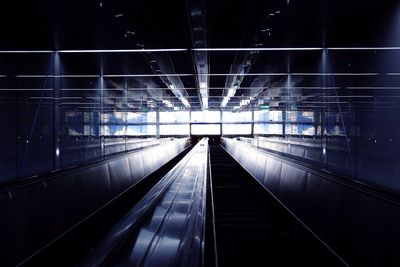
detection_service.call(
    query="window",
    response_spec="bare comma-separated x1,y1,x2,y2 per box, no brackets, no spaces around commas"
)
222,124,252,135
222,111,252,123
191,124,221,135
160,111,189,123
191,111,221,123
254,123,283,135
160,124,189,136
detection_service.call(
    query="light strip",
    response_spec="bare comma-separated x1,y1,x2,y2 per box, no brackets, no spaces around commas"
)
194,47,400,51
291,73,380,76
0,47,400,54
346,87,400,90
192,48,323,51
10,73,388,78
0,51,53,53
103,74,193,77
15,75,100,78
328,47,400,50
322,96,373,98
58,49,188,53
0,89,53,91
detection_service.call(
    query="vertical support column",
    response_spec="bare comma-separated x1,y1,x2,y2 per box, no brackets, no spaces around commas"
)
53,52,61,170
220,110,223,136
251,109,255,137
189,109,192,137
282,109,286,137
321,48,328,166
124,78,128,151
100,74,105,158
314,111,319,139
156,107,160,139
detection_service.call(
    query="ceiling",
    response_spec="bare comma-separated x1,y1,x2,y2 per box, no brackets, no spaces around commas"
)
0,0,399,113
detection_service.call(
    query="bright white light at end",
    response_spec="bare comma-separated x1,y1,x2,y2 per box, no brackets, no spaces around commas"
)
192,47,323,51
191,124,220,135
227,88,236,97
57,49,188,53
202,97,208,109
222,87,237,107
181,98,190,107
200,82,207,89
221,96,230,107
56,147,60,157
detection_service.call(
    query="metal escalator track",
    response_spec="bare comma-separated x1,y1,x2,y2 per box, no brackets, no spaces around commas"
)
77,138,210,267
209,145,345,267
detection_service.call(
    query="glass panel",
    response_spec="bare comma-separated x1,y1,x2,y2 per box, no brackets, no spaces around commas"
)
160,124,190,136
254,110,282,122
191,111,221,123
223,124,252,135
160,111,190,123
254,123,283,135
285,124,316,136
222,111,252,123
191,124,221,135
127,125,156,136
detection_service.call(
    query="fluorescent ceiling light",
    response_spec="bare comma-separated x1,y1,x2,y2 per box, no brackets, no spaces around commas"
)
58,49,188,53
328,47,400,50
0,50,53,53
103,74,192,77
199,82,207,89
202,97,208,109
227,88,236,97
181,98,190,107
192,48,323,51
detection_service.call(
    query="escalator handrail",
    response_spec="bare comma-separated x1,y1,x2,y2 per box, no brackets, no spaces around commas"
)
78,138,209,267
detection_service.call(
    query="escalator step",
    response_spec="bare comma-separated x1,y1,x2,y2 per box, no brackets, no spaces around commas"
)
209,145,343,267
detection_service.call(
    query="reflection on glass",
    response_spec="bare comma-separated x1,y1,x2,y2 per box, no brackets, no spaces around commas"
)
254,110,282,122
254,123,283,135
222,111,252,122
160,111,190,123
285,124,315,136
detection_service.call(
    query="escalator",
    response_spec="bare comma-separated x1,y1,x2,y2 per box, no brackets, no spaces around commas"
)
21,142,346,267
209,145,345,267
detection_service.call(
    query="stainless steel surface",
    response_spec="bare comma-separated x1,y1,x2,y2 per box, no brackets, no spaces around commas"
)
79,138,209,267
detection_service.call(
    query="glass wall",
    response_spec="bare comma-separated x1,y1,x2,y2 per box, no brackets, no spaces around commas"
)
0,53,55,182
247,49,400,193
0,52,163,183
160,111,190,136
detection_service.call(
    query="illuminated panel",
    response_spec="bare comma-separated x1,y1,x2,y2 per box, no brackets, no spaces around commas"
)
222,124,252,135
160,125,190,136
191,124,221,135
191,111,221,123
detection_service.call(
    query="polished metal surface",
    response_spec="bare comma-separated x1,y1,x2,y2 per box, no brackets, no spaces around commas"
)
221,137,400,266
0,138,190,266
79,138,209,267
